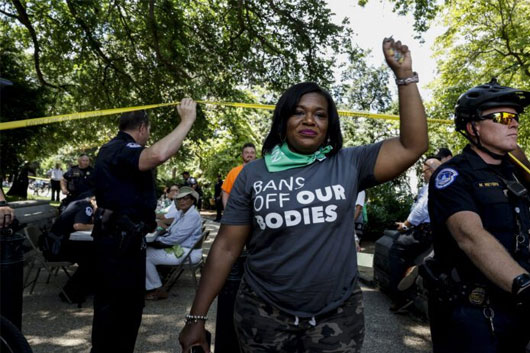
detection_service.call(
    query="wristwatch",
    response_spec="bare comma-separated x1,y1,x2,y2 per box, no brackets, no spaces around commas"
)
512,273,530,295
395,72,419,86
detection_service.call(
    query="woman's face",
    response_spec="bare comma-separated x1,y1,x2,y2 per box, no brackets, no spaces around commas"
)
167,186,179,200
177,195,194,212
285,93,329,154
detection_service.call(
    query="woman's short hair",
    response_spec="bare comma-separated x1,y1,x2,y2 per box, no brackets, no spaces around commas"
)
262,82,342,156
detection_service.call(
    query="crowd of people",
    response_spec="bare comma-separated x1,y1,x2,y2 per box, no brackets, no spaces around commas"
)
1,35,530,353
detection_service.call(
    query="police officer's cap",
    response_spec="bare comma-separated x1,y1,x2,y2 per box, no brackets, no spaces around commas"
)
454,78,530,132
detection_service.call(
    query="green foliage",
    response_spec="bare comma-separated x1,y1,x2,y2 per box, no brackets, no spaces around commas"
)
428,0,530,153
365,178,414,239
0,36,52,179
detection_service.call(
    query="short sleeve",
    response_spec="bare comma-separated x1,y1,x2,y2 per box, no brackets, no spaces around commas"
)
63,168,73,180
74,205,93,225
348,141,383,190
221,165,253,225
222,165,242,194
355,191,366,206
428,167,478,225
114,143,144,171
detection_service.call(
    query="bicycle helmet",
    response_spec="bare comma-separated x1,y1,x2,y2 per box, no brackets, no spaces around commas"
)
454,78,530,132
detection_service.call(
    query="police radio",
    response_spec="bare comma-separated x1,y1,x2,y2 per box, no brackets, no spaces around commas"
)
505,179,528,199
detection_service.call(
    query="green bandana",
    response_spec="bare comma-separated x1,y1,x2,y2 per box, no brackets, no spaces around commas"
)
164,244,184,258
264,143,333,172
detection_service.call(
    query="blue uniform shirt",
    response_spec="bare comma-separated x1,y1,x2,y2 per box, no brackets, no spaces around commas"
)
94,131,157,224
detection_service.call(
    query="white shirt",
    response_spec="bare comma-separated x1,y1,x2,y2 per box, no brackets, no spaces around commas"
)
48,168,63,181
354,190,366,223
163,201,178,219
407,184,430,226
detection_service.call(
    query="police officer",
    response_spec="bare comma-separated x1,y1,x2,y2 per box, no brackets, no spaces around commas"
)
90,98,197,353
45,195,96,304
427,79,530,353
60,154,95,209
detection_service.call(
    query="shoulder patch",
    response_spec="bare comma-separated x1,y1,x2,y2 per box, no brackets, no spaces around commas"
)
85,207,93,217
126,142,142,148
435,168,459,189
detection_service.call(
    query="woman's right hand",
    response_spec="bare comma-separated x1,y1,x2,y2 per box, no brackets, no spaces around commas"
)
179,322,210,353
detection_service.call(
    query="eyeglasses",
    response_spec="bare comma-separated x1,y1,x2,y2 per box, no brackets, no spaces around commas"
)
481,112,519,125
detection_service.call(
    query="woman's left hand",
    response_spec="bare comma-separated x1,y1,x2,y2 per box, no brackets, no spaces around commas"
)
382,37,413,78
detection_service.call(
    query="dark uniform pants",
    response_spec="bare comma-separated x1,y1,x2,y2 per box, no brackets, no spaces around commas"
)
90,223,146,353
51,180,61,202
388,225,432,300
215,197,223,221
234,279,365,353
429,297,530,353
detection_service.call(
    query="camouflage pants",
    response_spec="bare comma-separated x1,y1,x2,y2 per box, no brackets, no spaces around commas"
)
234,279,365,353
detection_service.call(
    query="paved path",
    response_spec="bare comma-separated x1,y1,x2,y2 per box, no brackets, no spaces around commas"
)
21,215,432,352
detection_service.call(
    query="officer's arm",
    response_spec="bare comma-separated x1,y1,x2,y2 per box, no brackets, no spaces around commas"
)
138,98,197,171
73,223,93,231
60,178,69,194
447,210,529,292
373,37,428,183
179,223,250,352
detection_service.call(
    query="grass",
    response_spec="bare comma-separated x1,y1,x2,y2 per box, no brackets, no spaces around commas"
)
3,187,60,206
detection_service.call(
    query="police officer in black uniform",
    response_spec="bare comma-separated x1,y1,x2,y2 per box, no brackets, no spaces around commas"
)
44,196,97,304
426,79,530,353
60,154,95,209
90,98,197,353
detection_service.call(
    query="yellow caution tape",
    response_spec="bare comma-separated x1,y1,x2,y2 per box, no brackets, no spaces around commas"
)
508,152,530,175
28,176,50,181
0,102,176,131
0,100,452,131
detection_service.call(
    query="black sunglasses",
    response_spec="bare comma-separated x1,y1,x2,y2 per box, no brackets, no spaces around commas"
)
480,112,519,125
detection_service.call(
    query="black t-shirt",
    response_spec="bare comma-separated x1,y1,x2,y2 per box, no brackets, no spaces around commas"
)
51,199,93,237
428,145,530,287
94,131,156,224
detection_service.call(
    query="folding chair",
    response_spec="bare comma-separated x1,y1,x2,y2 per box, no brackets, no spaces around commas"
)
162,229,210,292
22,225,74,303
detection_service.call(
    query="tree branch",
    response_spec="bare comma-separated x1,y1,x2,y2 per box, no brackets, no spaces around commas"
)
10,0,61,88
64,0,142,91
0,8,18,19
147,0,190,81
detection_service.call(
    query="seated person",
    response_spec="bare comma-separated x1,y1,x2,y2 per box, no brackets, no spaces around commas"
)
145,186,202,300
41,195,97,304
156,184,180,226
388,157,441,313
155,185,170,212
